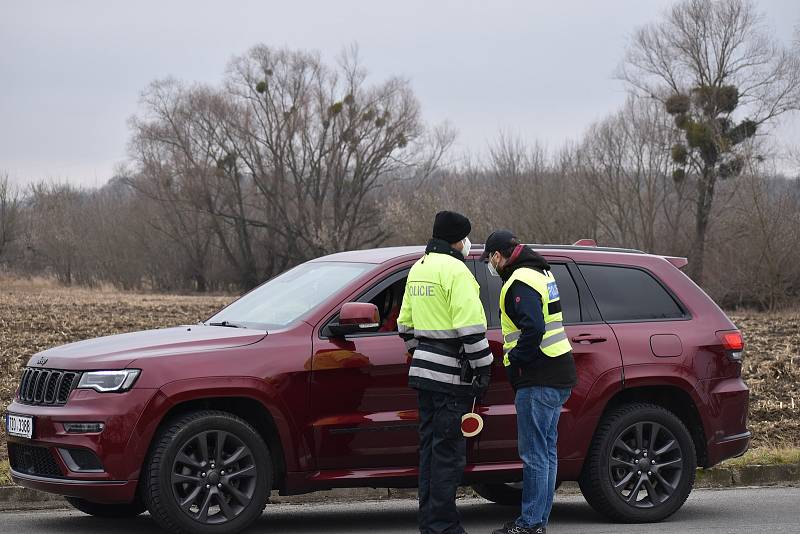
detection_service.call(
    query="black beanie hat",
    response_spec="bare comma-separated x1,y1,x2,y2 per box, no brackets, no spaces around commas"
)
432,210,471,243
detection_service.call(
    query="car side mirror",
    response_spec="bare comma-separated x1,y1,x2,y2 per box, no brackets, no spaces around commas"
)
328,302,381,337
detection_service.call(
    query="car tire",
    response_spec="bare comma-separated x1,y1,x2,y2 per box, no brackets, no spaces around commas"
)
143,410,272,534
471,482,522,505
578,402,697,523
65,496,146,517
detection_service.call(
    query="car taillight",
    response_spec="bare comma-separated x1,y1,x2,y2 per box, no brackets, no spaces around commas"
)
718,331,744,361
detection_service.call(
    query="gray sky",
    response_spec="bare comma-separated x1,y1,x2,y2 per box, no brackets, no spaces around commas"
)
1,0,798,187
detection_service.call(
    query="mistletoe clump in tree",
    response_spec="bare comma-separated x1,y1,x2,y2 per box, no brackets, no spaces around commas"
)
666,87,756,184
619,0,800,283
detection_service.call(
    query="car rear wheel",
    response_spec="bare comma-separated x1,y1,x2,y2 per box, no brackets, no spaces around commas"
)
65,496,146,517
578,403,696,523
471,482,522,505
143,410,272,534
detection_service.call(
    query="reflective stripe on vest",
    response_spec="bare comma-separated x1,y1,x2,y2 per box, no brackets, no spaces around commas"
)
499,267,572,365
504,320,564,344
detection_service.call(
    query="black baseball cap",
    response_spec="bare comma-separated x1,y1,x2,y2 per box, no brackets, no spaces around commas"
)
480,230,518,261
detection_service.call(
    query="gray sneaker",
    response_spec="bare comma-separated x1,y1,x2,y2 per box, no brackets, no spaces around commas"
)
492,521,545,534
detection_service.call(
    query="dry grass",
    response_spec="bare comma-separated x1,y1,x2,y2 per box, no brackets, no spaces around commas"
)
721,446,800,468
0,459,9,486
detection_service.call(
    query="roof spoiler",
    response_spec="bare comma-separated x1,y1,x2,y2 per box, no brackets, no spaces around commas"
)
662,256,688,269
573,239,597,247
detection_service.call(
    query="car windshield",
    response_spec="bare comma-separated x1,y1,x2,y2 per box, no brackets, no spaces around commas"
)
206,261,373,330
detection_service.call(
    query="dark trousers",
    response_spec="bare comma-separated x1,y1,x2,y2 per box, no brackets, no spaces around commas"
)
417,390,471,534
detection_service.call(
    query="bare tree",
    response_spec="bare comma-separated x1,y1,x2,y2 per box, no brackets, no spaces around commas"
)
225,45,430,257
711,166,800,309
789,145,800,179
488,131,547,180
128,79,277,289
25,182,90,285
575,97,680,252
126,84,229,290
127,46,446,289
0,172,21,261
619,0,800,282
483,134,585,243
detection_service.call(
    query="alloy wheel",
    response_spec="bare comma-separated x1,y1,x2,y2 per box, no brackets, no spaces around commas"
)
608,421,684,508
170,430,258,525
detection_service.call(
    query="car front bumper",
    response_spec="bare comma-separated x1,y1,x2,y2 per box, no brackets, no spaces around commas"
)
5,387,157,503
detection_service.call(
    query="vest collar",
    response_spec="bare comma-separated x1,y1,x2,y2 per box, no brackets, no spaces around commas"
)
499,245,550,281
425,238,466,262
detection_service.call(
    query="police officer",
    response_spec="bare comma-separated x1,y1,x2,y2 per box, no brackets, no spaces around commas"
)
482,231,576,534
398,211,493,534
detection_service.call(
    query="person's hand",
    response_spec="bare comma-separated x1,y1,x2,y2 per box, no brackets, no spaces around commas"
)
507,349,526,369
472,370,491,400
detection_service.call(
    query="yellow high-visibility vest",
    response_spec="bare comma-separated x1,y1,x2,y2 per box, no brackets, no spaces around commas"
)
499,267,571,366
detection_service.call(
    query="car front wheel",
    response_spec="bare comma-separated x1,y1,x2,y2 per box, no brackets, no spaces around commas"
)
578,402,697,523
143,410,272,534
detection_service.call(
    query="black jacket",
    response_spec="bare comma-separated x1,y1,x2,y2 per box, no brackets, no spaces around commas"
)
500,245,577,390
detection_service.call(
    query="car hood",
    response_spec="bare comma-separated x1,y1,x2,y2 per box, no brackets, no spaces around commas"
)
27,325,267,370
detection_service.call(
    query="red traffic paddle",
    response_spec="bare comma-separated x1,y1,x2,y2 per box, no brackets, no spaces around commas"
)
461,397,484,437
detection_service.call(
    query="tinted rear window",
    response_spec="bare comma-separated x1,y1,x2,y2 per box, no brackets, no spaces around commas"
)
578,264,684,322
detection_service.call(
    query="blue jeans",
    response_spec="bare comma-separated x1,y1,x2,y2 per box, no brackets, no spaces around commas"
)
515,386,572,528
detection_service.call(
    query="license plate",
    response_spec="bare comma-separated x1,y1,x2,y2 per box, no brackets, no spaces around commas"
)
5,414,34,439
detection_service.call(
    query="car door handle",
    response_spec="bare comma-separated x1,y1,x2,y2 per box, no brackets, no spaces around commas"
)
571,334,607,344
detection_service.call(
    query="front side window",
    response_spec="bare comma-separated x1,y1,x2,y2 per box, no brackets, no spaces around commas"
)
322,270,409,336
207,261,373,330
578,264,685,322
367,277,408,333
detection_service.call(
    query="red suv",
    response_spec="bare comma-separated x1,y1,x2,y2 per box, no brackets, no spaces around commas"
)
4,242,750,533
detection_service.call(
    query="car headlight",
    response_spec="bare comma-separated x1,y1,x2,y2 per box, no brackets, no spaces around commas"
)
77,370,140,392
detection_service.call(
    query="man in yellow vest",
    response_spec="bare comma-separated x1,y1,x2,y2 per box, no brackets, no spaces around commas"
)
398,211,493,534
482,230,576,534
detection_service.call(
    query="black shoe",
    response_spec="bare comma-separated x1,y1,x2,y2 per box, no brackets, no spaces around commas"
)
492,522,545,534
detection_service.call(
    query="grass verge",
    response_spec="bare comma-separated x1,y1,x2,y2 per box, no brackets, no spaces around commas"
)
0,460,10,486
720,447,800,468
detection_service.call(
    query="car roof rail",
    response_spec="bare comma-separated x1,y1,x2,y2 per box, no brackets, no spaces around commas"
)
471,241,646,255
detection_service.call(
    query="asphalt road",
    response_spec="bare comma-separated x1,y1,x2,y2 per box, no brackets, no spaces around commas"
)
1,486,797,533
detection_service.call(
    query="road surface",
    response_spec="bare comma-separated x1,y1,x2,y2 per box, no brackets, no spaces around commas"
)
1,486,796,533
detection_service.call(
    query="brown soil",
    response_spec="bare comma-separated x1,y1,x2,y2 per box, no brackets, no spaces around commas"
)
733,312,800,448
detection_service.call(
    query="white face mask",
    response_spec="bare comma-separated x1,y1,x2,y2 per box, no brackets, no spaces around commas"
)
487,255,500,277
461,237,471,258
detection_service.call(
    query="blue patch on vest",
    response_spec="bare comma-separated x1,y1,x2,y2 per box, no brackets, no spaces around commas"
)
547,281,559,300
